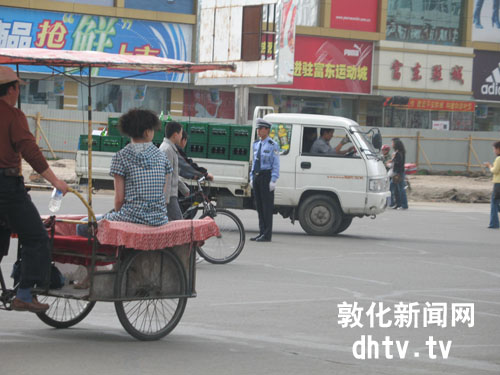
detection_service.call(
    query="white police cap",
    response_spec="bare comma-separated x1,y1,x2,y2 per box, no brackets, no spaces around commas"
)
256,118,272,129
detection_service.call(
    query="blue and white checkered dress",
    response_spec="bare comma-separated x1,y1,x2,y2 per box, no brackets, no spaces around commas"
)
103,142,172,226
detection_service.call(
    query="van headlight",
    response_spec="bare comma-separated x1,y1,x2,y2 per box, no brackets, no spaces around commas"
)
369,177,389,192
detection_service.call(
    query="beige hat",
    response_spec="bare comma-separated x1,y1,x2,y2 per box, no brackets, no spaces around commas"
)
0,66,26,85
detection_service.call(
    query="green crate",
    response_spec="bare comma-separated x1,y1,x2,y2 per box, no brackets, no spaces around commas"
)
121,136,130,148
79,135,101,151
229,146,250,161
186,142,207,158
153,122,165,143
207,144,229,160
208,123,231,145
187,123,208,143
107,117,120,136
101,136,122,152
230,125,253,147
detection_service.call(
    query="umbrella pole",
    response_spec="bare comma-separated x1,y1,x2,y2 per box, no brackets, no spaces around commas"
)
87,67,93,211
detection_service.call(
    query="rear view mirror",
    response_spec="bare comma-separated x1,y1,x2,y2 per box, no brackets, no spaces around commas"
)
372,133,382,150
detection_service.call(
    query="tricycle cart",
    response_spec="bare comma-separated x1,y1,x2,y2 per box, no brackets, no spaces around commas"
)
1,188,219,340
0,48,233,340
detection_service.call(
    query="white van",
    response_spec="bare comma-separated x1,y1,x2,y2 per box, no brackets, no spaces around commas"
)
186,107,390,235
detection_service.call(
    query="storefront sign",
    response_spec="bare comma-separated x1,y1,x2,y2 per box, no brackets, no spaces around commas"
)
473,50,500,101
330,0,378,32
407,99,475,112
432,120,449,130
274,36,372,94
0,6,192,82
124,0,194,14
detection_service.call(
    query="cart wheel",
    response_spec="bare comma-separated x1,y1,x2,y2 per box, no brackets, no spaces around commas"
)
36,297,95,328
114,250,187,341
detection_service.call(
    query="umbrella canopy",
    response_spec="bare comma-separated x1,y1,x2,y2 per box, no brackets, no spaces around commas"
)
0,48,235,73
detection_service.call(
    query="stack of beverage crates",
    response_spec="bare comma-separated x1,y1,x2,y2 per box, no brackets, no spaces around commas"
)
184,122,252,161
78,117,253,162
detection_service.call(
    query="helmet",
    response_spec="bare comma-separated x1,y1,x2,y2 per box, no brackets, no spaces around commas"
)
381,144,390,152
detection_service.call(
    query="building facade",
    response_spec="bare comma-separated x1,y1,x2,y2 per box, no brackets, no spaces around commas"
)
0,0,499,131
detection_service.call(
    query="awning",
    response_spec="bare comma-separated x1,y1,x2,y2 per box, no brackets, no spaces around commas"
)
0,48,235,73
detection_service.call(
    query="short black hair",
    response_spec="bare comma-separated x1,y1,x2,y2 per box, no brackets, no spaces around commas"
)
118,108,160,139
320,128,334,137
0,81,18,97
165,121,183,139
493,141,500,149
181,129,188,141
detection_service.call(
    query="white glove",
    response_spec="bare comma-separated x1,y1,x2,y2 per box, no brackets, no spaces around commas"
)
249,180,253,189
269,181,277,191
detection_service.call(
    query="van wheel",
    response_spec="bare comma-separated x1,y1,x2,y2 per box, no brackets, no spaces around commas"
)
298,195,342,235
331,216,353,235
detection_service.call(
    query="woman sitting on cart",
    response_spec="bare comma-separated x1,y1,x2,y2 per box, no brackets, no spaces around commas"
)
78,108,172,233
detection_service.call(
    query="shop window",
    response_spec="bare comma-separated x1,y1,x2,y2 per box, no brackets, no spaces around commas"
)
79,83,170,114
386,0,464,45
248,93,268,122
20,79,64,110
183,89,235,120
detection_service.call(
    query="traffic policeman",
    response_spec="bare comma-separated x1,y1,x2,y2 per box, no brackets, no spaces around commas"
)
250,118,280,242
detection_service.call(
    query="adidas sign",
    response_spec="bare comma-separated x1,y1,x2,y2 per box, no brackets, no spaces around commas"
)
481,63,500,96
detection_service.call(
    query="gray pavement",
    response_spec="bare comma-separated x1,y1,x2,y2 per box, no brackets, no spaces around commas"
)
0,191,499,375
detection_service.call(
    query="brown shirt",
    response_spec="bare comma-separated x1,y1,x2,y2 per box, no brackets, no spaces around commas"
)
0,100,49,174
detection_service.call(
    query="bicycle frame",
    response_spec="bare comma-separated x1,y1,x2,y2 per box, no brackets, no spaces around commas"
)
182,176,217,220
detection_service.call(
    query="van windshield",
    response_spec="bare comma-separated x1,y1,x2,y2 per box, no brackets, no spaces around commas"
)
350,126,378,157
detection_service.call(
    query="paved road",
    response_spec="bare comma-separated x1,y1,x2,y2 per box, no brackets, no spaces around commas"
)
0,191,498,375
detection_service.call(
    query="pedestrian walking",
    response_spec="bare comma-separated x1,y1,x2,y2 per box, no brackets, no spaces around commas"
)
250,119,280,242
484,140,500,229
390,138,408,210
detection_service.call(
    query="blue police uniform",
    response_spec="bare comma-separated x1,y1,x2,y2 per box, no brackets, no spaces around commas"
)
250,119,280,242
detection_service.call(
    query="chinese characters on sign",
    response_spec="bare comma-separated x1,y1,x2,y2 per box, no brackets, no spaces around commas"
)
272,36,373,94
390,60,464,85
0,20,33,48
0,6,192,82
391,59,403,80
293,61,368,81
407,99,475,112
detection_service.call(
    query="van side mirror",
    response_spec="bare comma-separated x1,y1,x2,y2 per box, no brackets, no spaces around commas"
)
372,133,382,150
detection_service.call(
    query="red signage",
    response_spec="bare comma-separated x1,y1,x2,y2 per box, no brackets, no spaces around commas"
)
273,36,372,94
330,0,378,32
407,99,474,112
183,89,235,119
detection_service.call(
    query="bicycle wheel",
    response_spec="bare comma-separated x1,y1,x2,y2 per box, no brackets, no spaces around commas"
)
198,208,245,264
36,297,95,328
114,250,187,341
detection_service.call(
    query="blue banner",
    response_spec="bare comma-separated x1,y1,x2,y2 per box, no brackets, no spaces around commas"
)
124,0,194,14
0,6,192,82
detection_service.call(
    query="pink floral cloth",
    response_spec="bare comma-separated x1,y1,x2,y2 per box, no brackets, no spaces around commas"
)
96,217,220,250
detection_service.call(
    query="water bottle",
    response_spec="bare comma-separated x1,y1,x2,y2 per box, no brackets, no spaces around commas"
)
48,188,63,212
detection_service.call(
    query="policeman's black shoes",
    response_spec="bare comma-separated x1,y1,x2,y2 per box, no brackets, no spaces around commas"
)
255,236,271,242
250,234,272,242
